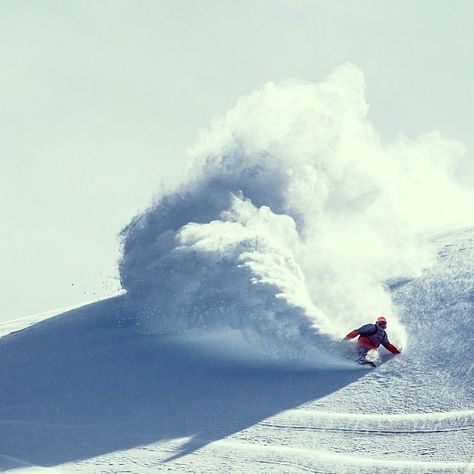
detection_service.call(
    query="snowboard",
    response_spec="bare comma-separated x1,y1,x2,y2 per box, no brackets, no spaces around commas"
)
357,348,380,368
357,350,399,368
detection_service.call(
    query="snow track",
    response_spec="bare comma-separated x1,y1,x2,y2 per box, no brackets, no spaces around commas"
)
196,439,472,474
160,406,473,473
261,409,474,434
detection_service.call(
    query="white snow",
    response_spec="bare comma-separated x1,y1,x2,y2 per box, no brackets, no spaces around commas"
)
1,66,473,472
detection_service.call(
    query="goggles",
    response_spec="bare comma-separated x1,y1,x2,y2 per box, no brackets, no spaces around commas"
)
376,321,387,328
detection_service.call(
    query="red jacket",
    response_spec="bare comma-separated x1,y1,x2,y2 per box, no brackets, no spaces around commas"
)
345,324,400,354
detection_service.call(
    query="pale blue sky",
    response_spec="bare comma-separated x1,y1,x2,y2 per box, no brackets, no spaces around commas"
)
1,0,473,320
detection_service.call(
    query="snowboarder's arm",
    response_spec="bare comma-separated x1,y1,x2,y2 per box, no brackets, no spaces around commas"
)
344,330,359,340
383,342,401,354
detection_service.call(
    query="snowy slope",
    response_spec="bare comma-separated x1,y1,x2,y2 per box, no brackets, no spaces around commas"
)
1,66,473,473
0,228,472,473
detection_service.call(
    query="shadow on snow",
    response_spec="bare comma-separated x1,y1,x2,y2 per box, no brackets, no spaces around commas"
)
0,296,364,470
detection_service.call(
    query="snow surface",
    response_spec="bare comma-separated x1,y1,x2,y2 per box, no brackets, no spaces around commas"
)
1,66,473,472
0,229,473,472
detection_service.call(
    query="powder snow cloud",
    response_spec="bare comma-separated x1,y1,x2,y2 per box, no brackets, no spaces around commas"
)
119,64,472,362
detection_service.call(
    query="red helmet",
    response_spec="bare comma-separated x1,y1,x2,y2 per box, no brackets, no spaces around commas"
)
376,316,387,327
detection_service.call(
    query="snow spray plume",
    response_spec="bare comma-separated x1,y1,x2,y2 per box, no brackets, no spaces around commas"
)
119,64,472,363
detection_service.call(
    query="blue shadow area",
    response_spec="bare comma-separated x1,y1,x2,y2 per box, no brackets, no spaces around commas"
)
0,296,363,470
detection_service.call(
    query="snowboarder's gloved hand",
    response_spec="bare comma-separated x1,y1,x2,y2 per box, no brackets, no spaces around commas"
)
384,342,401,354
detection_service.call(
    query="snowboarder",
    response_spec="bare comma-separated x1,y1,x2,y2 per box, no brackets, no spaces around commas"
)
344,316,401,366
